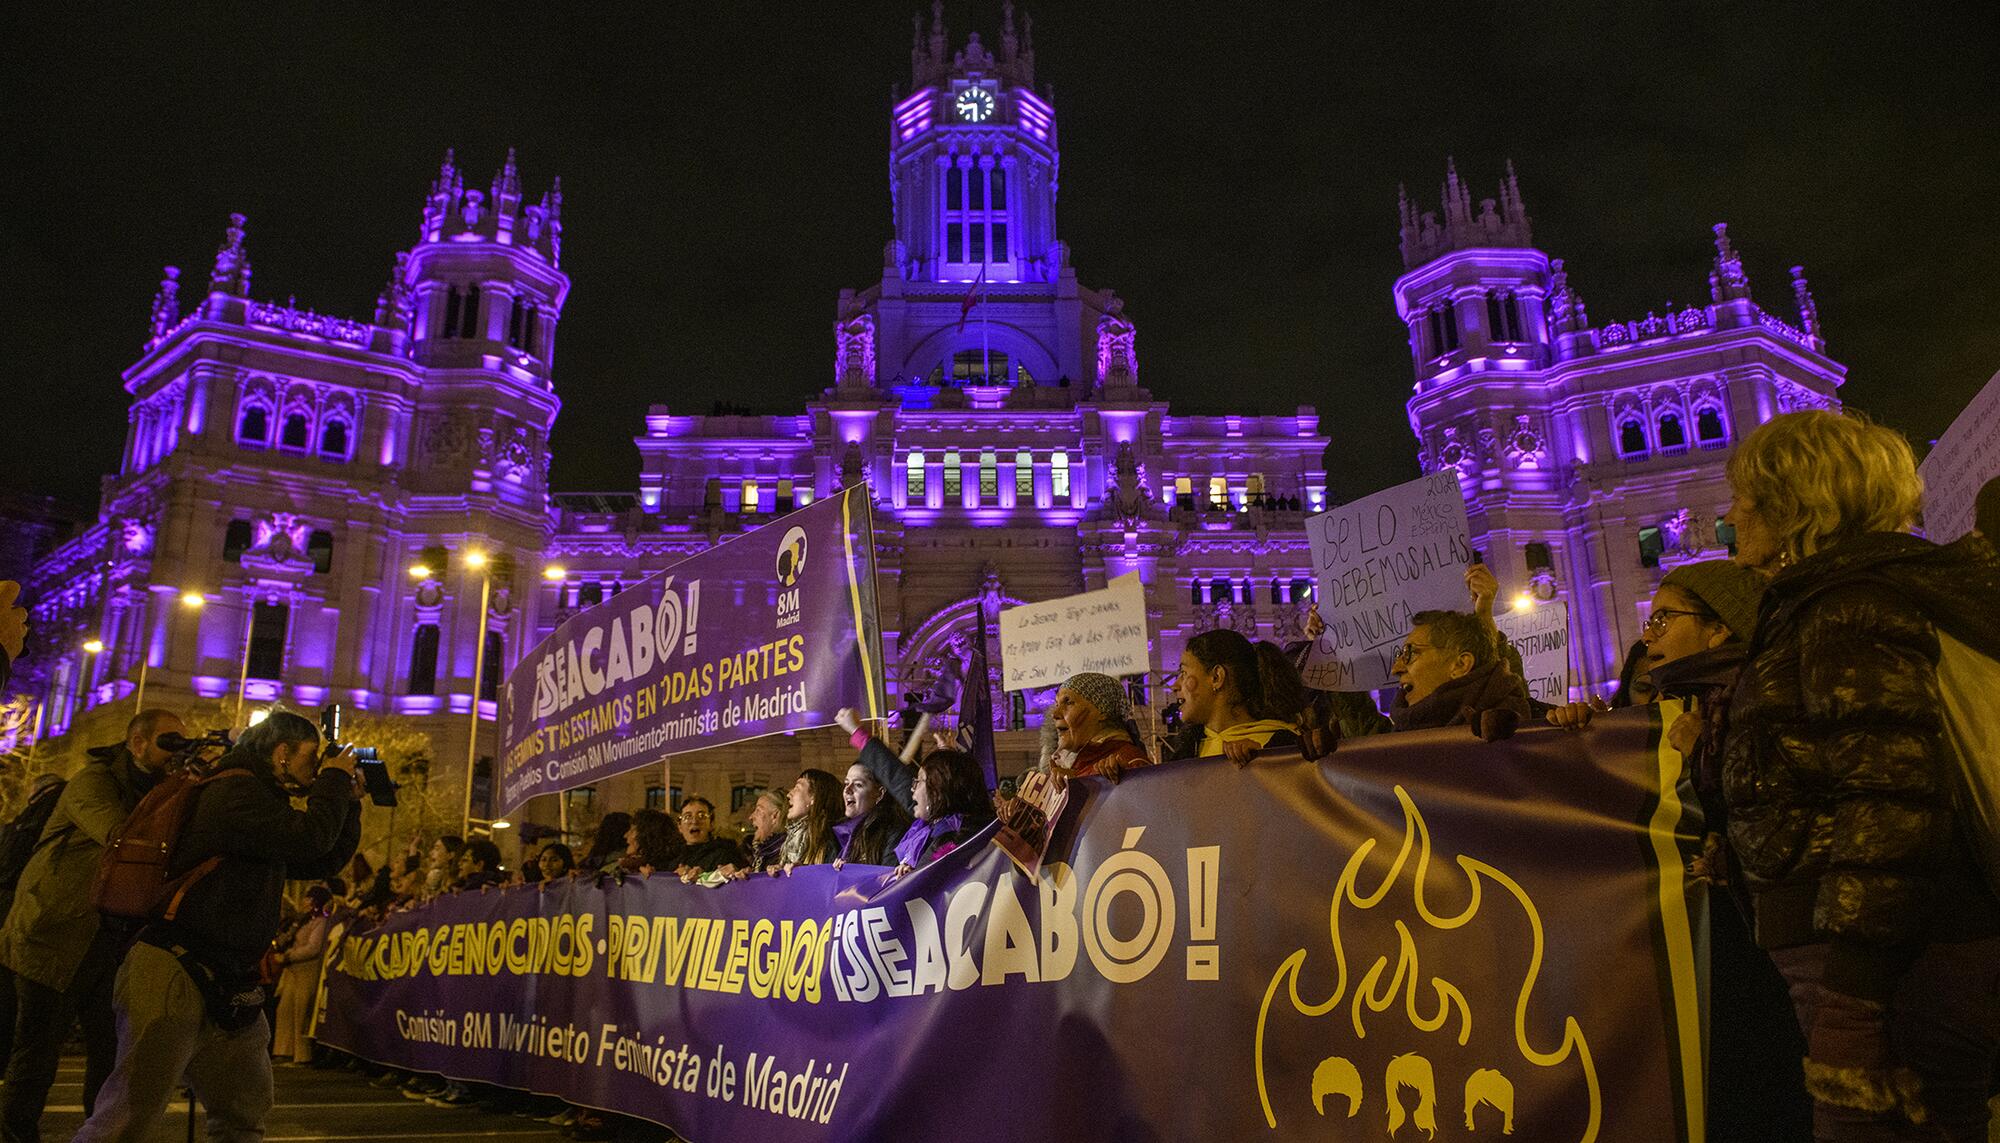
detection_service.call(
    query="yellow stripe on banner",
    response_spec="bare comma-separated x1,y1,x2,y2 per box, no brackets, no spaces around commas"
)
840,487,881,721
1648,697,1707,1143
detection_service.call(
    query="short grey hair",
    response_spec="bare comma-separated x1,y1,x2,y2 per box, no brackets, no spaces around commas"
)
233,710,320,762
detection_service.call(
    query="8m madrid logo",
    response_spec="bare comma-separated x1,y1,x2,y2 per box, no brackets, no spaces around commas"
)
774,525,808,629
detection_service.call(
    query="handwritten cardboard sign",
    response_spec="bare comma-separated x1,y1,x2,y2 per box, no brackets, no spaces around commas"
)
1497,600,1571,702
998,572,1149,692
1919,368,2000,542
1300,472,1475,692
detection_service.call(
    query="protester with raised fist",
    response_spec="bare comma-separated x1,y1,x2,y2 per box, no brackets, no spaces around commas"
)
1721,409,2000,1140
890,750,995,877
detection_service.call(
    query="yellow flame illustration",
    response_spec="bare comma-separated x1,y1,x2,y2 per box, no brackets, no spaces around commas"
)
1254,785,1601,1139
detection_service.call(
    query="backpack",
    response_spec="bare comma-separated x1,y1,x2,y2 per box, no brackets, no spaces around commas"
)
0,780,65,892
91,766,252,922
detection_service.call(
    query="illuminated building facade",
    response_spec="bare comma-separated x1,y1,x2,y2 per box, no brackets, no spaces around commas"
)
18,10,1329,830
1396,161,1843,689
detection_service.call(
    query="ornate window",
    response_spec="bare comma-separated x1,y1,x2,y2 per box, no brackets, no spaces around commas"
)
443,284,481,339
408,623,439,695
223,519,253,563
907,450,926,500
1696,406,1726,445
1486,291,1524,342
942,157,1010,267
507,298,538,354
308,529,334,574
237,404,270,446
1015,451,1033,499
280,412,310,451
1426,304,1460,355
1657,412,1687,450
978,451,997,502
951,350,1009,385
1050,451,1070,499
318,418,350,459
1618,419,1648,457
942,451,962,499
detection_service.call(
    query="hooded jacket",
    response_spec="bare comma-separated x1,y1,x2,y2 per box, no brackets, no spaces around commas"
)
1721,531,2000,1001
0,744,157,990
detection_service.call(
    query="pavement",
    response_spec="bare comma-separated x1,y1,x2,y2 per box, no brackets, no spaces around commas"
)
38,1056,569,1143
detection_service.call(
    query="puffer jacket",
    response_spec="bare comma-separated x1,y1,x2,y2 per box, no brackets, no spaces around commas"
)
1721,531,2000,1001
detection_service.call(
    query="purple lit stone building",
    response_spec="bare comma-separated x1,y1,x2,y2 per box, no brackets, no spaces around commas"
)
14,15,1845,839
1395,163,1840,689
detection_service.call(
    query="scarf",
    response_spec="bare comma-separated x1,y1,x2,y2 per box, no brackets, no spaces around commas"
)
893,813,966,869
1197,719,1298,758
749,829,783,872
780,818,812,866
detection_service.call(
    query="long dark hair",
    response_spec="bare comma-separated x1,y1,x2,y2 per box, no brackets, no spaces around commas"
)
916,749,994,826
537,843,575,876
1185,629,1308,723
628,809,685,868
794,769,844,865
585,811,632,869
845,792,913,866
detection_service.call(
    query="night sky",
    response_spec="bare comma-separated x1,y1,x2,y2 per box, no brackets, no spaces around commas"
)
5,2,1995,511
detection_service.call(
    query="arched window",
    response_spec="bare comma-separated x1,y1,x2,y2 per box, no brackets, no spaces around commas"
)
280,412,310,450
1618,420,1648,456
1696,407,1726,444
1014,451,1033,498
480,631,504,701
1050,451,1070,499
318,419,350,458
237,405,270,446
906,450,926,500
978,451,997,502
408,623,440,695
1657,413,1686,450
942,451,962,499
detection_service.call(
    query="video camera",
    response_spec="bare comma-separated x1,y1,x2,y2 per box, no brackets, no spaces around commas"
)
319,704,398,808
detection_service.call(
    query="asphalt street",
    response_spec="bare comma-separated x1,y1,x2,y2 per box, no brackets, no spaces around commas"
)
37,1056,569,1143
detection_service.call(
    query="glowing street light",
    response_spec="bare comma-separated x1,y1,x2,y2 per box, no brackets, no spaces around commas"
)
541,564,567,581
491,818,512,830
1511,592,1536,612
464,549,488,571
179,590,205,609
81,637,105,654
407,563,433,580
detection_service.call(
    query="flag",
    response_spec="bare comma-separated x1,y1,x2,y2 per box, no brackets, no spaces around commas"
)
957,603,999,789
956,265,986,333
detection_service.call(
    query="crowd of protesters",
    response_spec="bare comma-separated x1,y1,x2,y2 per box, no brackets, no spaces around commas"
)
0,408,1994,1142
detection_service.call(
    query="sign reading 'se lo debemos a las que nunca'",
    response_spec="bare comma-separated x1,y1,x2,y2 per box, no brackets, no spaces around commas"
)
496,486,884,817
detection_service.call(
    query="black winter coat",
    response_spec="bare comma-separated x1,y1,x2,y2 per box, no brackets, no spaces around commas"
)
151,757,361,975
1721,532,2000,1001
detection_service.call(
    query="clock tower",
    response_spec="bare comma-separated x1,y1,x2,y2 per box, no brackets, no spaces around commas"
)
891,0,1058,285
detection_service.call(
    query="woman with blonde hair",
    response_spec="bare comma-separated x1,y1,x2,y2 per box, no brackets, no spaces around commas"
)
1720,409,2000,1140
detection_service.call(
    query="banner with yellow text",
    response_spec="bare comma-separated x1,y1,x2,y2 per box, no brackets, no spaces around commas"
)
324,709,1708,1142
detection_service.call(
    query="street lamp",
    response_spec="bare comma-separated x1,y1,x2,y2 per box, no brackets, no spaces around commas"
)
460,548,495,838
1511,592,1535,613
134,588,205,714
541,565,566,581
81,638,105,655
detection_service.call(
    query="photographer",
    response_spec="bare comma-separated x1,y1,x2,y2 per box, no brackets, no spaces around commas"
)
74,711,360,1143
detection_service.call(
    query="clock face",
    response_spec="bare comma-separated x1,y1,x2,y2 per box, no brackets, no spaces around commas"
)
954,87,996,123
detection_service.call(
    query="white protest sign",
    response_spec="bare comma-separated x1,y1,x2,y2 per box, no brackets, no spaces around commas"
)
998,572,1150,691
1918,368,2000,542
1496,600,1571,703
1301,471,1475,692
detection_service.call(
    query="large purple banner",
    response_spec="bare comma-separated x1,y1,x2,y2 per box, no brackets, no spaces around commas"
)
324,709,1708,1142
497,487,884,817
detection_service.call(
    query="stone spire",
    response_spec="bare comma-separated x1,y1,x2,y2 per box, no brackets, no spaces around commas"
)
1500,159,1526,225
146,266,181,347
542,177,564,266
1547,258,1589,333
374,252,414,330
1708,223,1752,302
491,147,522,217
1399,161,1534,269
207,214,251,296
1441,157,1473,226
422,148,463,240
1790,266,1821,343
1001,1,1018,63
